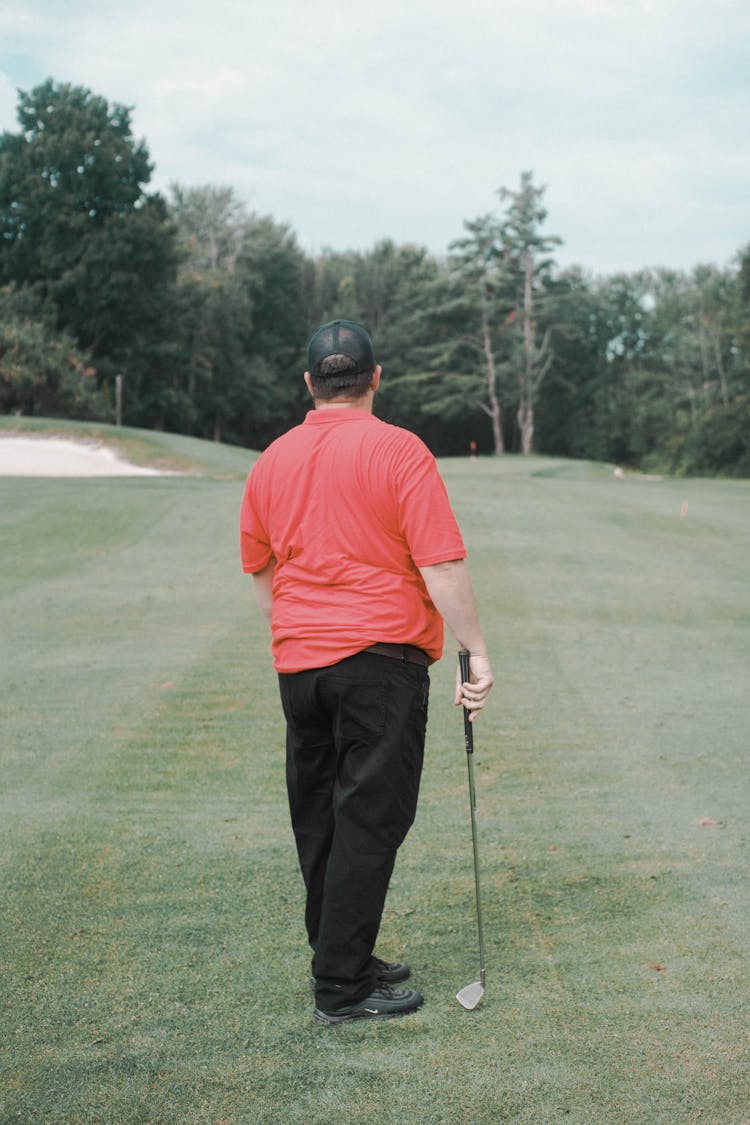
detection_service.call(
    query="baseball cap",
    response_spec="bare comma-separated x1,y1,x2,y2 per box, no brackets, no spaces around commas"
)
307,320,375,377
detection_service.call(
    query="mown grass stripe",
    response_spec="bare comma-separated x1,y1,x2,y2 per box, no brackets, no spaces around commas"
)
2,432,749,1123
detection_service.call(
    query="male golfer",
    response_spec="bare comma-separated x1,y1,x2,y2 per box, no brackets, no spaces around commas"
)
240,319,493,1024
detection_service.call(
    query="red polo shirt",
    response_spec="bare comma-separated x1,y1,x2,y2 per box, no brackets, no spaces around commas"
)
240,408,466,672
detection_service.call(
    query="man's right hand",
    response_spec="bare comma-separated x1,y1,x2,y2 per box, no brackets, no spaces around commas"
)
455,653,494,721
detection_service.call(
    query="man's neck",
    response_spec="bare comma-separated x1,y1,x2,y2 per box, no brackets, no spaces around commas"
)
313,394,374,413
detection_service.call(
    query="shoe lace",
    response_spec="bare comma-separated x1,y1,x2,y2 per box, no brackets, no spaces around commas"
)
372,982,402,1000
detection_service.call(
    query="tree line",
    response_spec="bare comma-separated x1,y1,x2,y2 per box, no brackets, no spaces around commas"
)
1,79,748,475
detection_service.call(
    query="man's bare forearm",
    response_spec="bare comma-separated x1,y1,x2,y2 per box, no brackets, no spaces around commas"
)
418,559,487,654
251,557,276,623
419,558,493,718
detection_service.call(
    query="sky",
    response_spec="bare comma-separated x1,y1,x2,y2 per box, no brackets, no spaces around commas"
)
0,0,748,276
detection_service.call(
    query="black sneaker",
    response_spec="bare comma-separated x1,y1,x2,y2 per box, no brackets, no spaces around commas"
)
314,983,424,1025
372,957,411,984
310,956,410,991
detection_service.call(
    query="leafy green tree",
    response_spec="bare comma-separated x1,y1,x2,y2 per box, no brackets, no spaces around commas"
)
0,81,150,282
169,271,254,442
170,183,248,274
0,285,104,417
419,174,560,456
587,271,654,464
360,244,456,444
0,79,178,417
167,184,254,439
443,213,510,454
536,259,749,476
303,240,457,445
533,267,604,460
305,240,437,338
168,185,307,446
736,243,750,389
649,262,748,475
496,172,561,454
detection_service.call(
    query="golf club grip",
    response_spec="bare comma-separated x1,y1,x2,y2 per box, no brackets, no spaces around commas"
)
458,650,474,754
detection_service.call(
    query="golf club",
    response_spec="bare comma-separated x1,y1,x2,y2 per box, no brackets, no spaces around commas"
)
456,649,487,1011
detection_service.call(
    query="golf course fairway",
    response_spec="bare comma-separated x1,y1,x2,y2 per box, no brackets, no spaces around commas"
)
2,425,748,1123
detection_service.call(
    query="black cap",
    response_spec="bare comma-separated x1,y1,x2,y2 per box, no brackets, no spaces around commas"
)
307,320,375,377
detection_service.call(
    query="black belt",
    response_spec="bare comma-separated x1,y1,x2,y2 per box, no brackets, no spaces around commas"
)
364,643,430,667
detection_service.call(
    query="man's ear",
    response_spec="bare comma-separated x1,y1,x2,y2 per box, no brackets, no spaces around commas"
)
371,365,382,392
304,371,315,397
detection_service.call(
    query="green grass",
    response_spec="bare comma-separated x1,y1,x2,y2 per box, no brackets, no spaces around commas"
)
1,427,749,1123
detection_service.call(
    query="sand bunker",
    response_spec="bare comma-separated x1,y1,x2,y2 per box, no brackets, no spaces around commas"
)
0,435,175,477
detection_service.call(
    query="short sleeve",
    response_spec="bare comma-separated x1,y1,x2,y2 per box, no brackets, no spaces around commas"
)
239,472,274,574
394,439,466,567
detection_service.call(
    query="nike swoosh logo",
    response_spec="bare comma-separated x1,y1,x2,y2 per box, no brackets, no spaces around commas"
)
364,1008,379,1014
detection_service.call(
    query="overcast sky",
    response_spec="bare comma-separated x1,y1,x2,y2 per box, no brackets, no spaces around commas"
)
0,0,748,275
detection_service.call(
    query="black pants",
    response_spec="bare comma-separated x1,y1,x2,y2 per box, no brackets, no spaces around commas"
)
278,651,429,1011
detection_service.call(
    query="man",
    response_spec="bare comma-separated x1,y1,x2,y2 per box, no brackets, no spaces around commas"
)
240,319,492,1025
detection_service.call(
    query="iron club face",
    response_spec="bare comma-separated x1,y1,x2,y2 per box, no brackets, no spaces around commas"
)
456,980,485,1010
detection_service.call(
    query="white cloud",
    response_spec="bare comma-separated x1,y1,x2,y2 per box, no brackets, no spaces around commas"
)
0,0,748,271
0,70,18,126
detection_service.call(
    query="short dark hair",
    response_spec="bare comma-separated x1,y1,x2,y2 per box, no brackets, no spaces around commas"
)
309,353,374,401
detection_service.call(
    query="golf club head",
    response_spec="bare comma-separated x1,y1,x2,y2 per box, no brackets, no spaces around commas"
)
456,981,485,1010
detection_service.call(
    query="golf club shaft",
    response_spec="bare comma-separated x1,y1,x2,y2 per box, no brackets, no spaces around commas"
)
458,650,487,987
465,751,486,986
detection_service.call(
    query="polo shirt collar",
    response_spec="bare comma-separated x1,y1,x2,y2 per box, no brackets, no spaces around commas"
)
304,408,375,424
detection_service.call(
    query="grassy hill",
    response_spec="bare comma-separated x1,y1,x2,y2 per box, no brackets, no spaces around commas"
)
1,425,749,1123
